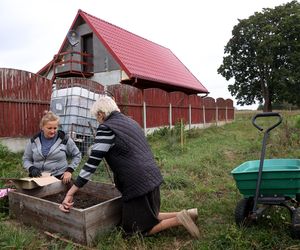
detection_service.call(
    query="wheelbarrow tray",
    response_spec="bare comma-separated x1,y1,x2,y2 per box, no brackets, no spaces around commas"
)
231,159,300,198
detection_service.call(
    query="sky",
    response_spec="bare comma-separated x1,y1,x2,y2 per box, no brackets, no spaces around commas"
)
0,0,292,110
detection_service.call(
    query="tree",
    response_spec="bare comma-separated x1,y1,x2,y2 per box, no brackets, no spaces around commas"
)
218,1,300,112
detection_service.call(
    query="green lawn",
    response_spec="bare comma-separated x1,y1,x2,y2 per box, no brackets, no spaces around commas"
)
1,111,300,249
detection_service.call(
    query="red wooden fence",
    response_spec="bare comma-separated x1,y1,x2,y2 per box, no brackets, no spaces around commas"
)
0,68,52,137
0,68,235,138
108,84,235,130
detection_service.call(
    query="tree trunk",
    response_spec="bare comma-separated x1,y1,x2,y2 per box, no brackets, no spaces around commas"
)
263,99,272,112
261,81,272,112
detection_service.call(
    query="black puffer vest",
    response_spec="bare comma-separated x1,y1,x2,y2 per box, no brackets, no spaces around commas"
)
103,111,163,201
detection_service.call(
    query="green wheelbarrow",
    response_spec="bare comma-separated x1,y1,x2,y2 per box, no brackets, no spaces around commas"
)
231,112,300,238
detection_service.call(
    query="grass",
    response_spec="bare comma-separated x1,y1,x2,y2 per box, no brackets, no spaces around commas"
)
1,110,300,249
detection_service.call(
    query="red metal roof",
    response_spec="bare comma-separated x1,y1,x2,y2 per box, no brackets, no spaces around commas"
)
79,10,208,94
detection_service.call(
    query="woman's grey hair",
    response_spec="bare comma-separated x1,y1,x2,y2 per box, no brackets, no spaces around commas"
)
90,96,120,117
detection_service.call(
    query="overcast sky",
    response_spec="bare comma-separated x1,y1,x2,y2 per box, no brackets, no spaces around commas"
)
0,0,292,109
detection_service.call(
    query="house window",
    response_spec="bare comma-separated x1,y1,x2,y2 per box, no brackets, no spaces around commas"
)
82,33,93,72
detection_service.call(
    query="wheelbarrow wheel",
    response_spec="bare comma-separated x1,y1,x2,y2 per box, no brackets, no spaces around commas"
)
291,208,300,239
296,194,300,202
235,198,254,227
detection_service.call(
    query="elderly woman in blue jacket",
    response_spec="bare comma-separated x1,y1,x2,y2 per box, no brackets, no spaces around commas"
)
22,111,82,183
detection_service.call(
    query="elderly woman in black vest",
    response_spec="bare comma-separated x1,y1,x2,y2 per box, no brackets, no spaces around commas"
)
59,96,200,238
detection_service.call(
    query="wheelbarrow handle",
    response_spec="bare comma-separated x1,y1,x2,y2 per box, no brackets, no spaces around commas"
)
252,112,282,133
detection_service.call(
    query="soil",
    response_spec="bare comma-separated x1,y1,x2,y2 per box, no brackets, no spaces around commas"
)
42,191,107,209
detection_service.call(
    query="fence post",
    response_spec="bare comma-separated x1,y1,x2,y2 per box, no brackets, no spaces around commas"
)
233,107,235,121
180,118,184,150
202,105,206,127
169,103,172,128
188,104,191,130
216,106,218,126
225,106,228,123
143,101,147,135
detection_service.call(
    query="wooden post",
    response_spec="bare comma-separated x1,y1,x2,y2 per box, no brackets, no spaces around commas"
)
233,106,235,121
225,106,228,123
181,118,184,150
142,90,147,135
143,101,147,135
216,106,218,126
169,103,172,128
188,104,191,130
202,105,206,127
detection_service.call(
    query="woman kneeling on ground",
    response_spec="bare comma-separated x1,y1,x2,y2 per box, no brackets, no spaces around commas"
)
59,96,200,238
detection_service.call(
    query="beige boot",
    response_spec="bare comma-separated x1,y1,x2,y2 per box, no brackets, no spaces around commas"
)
177,209,200,239
187,208,198,221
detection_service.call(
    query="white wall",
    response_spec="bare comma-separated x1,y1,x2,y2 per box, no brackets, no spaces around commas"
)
0,137,28,153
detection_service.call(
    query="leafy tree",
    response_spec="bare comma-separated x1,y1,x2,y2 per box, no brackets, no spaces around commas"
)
218,1,300,112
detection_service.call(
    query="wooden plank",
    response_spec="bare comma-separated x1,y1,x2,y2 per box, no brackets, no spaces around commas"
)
9,191,86,243
8,181,122,245
84,197,122,245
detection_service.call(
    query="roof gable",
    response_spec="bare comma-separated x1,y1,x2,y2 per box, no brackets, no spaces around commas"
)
79,10,208,94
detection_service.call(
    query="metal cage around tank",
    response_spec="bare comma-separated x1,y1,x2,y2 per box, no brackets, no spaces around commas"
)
50,78,105,154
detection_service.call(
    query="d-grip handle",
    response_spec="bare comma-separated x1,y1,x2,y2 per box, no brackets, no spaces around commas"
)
252,112,282,133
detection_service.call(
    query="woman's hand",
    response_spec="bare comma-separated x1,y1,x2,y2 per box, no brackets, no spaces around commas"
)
59,194,74,213
29,166,42,177
61,171,72,184
58,185,78,213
